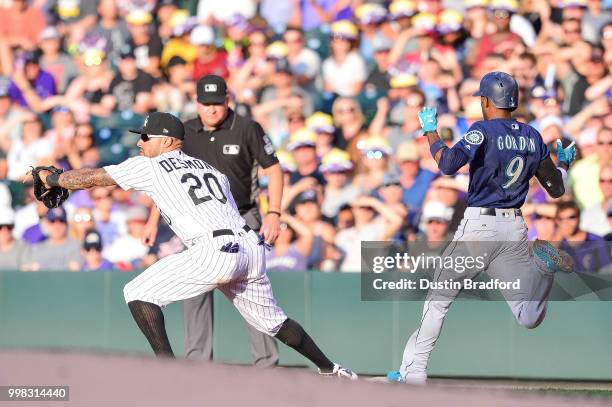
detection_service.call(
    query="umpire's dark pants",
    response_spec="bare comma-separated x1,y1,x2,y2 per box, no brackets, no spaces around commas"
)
183,208,279,366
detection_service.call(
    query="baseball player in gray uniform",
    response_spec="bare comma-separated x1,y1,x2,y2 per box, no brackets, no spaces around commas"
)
388,72,577,383
37,112,357,379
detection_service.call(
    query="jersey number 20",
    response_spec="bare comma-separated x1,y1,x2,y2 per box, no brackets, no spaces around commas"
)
502,156,525,189
181,173,227,205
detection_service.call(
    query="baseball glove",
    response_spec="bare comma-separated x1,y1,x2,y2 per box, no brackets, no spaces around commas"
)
30,165,69,209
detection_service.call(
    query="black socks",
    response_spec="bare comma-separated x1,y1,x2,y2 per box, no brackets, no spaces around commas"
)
128,300,174,358
275,318,334,372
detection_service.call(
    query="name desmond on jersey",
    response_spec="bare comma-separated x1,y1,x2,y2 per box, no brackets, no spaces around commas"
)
158,156,215,173
496,135,537,153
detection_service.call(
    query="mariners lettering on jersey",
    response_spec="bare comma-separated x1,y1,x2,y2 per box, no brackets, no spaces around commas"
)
158,157,214,173
496,135,536,153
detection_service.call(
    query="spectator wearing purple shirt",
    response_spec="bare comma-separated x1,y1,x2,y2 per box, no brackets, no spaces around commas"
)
81,229,115,271
8,51,56,112
556,201,611,273
22,223,47,244
260,0,294,33
293,0,352,32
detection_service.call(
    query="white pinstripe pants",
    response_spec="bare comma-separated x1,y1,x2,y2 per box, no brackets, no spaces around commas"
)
123,229,288,336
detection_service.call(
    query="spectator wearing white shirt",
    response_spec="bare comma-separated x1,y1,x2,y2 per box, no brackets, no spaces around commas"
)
0,208,26,271
197,0,256,25
6,115,53,181
335,195,403,272
322,21,367,97
283,26,321,92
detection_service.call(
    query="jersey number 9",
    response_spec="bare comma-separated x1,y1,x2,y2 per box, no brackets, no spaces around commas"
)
181,173,228,205
502,156,525,189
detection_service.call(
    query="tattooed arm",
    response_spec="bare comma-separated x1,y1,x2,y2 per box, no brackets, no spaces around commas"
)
42,168,117,190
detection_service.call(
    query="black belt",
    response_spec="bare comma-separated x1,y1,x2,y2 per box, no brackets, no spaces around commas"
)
479,208,522,217
212,225,252,238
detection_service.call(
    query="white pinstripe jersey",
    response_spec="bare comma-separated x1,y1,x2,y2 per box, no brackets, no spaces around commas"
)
104,150,247,245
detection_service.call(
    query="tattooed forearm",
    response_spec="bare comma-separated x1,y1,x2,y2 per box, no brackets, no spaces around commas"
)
59,168,116,190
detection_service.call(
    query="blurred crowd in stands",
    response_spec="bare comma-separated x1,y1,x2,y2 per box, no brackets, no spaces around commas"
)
0,0,610,272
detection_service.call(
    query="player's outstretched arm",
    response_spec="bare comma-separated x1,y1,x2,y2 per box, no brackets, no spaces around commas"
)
46,168,117,190
419,107,469,175
418,107,444,161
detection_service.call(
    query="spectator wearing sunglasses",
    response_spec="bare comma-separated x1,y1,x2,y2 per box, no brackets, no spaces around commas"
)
331,97,367,154
81,229,114,271
557,200,611,272
414,200,453,253
69,207,96,242
352,136,392,193
0,208,26,271
22,207,82,271
529,203,558,241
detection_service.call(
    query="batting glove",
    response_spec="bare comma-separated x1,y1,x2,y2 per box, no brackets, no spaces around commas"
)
556,139,576,167
418,107,437,133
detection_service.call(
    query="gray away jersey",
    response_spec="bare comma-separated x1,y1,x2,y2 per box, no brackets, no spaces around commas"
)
104,150,247,245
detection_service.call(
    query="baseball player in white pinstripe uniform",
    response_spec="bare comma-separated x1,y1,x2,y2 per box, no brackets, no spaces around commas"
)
37,112,357,379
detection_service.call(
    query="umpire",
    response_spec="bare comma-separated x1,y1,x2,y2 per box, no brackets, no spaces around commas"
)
143,75,282,366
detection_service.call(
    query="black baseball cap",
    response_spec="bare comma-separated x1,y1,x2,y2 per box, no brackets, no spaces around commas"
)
129,112,185,140
167,55,187,69
83,229,103,251
119,44,135,59
197,74,228,104
293,189,318,205
23,50,40,65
